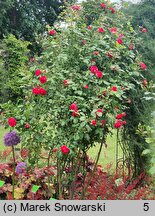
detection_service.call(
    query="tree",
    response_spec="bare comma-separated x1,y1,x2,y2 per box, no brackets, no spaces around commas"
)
123,0,155,79
0,0,64,54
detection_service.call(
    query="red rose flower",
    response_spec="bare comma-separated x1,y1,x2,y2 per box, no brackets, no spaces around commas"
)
95,109,103,117
89,65,98,74
117,38,123,44
119,34,124,38
49,30,56,36
32,87,40,95
122,120,126,125
71,112,79,117
111,86,117,91
106,52,113,58
71,5,80,10
63,80,69,86
35,69,41,76
122,112,126,117
70,103,78,112
94,50,100,55
141,28,147,33
129,43,134,50
96,70,103,78
39,87,47,95
109,27,117,34
98,27,105,33
8,117,17,127
91,120,97,126
60,145,70,155
87,25,92,30
142,79,148,87
103,90,107,96
100,3,106,9
116,114,123,119
21,148,28,159
53,148,57,153
39,76,47,84
84,84,89,89
109,7,115,13
101,120,106,126
140,62,147,70
25,123,30,129
30,57,35,62
82,39,87,45
114,120,123,129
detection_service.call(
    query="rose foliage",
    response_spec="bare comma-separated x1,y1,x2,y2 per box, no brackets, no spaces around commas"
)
0,0,152,199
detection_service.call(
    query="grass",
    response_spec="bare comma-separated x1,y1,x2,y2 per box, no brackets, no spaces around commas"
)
0,126,122,168
0,126,8,151
88,131,122,168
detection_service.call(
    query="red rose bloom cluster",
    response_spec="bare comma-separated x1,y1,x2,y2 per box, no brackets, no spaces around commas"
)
70,102,78,117
116,112,126,119
114,120,126,129
89,65,103,78
114,112,126,128
90,65,98,74
60,145,70,154
32,87,47,95
8,117,17,127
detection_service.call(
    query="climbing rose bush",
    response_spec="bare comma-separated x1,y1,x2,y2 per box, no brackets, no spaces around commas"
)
0,0,150,199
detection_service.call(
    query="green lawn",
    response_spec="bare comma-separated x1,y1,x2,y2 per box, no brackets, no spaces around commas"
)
88,131,122,169
0,126,8,151
0,126,122,168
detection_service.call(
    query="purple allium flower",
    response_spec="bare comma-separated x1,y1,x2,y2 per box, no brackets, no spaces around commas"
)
15,162,27,174
3,131,20,146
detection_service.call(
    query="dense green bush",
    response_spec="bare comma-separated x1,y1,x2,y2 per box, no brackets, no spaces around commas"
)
0,34,29,104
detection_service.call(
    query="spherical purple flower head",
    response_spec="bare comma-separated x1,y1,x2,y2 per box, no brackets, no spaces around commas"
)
3,131,20,146
15,162,27,174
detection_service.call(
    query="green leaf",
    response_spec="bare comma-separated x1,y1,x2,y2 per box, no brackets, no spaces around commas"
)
50,197,57,200
0,180,5,187
142,149,151,156
31,185,40,193
80,116,86,121
149,166,155,175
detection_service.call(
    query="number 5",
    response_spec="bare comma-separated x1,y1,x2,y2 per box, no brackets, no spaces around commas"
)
143,203,149,211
